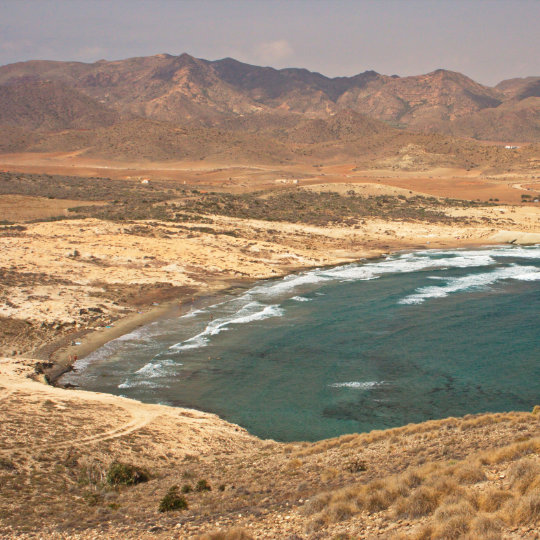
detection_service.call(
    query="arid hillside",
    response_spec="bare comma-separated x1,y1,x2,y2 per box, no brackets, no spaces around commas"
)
0,53,539,143
1,356,539,539
0,79,120,131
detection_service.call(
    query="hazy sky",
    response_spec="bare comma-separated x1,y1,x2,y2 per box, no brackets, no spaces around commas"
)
1,0,539,85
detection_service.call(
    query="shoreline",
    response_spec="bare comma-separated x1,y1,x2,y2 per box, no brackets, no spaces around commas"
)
46,237,537,386
45,277,256,384
47,250,397,385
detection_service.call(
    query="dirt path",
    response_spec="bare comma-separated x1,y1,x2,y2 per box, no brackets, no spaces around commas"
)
512,182,540,194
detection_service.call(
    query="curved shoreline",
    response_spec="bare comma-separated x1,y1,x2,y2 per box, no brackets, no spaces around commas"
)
46,278,255,384
47,250,400,385
48,237,539,387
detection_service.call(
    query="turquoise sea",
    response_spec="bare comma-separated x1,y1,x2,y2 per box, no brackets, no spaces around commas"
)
61,245,540,442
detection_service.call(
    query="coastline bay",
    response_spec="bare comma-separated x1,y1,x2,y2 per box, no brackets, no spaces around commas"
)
61,245,540,441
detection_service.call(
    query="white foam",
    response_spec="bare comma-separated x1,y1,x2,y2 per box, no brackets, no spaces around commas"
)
247,271,329,299
134,359,178,378
426,246,540,260
329,381,385,389
400,264,540,304
215,246,540,305
118,380,161,389
291,296,312,302
322,254,496,282
170,302,284,351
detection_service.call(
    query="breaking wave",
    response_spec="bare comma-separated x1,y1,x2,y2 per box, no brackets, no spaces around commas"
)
170,302,284,351
329,381,386,389
400,264,540,304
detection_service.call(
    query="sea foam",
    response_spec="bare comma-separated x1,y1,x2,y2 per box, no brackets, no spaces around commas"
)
400,264,540,304
170,302,284,351
329,381,385,389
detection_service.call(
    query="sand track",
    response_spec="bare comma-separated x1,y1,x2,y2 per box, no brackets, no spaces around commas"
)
44,407,160,450
0,359,162,451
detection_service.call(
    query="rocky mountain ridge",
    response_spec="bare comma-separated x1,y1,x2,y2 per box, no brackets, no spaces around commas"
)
1,53,538,141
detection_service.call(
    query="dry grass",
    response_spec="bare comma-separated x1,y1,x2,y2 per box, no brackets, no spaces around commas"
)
1,362,538,539
303,430,540,537
477,488,513,512
506,457,540,494
503,490,540,525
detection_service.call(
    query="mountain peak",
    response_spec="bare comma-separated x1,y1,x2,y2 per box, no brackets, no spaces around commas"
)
0,53,537,143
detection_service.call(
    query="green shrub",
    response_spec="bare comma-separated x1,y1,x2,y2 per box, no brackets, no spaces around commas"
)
196,479,212,492
159,485,188,512
106,461,149,486
181,484,192,493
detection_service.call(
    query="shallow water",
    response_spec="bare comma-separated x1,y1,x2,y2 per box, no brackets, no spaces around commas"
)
62,245,540,441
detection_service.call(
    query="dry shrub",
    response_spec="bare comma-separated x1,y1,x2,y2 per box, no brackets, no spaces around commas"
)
364,487,395,513
364,476,413,512
431,500,478,538
468,514,503,539
506,457,540,494
532,405,540,415
403,470,424,489
453,461,486,484
306,513,327,533
339,434,356,444
510,490,540,525
394,486,440,518
194,528,254,540
432,515,470,539
406,524,434,540
321,467,339,483
301,493,331,516
433,500,475,522
459,415,494,431
286,458,302,469
484,438,540,465
323,500,358,522
426,476,462,500
478,488,513,512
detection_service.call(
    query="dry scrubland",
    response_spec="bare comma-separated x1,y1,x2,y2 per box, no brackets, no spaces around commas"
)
1,169,539,361
0,161,539,538
0,358,539,539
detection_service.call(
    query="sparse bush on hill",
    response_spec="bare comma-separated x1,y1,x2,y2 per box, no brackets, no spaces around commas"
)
2,170,499,226
106,461,149,486
303,432,540,535
195,478,212,492
346,457,367,473
158,485,188,512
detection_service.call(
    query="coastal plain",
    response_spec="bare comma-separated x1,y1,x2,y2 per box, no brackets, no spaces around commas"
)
1,153,540,539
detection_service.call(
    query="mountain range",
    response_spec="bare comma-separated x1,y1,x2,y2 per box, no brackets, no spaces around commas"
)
0,53,539,163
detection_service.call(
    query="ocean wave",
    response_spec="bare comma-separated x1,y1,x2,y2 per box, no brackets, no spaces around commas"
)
240,250,503,302
291,296,312,302
247,271,329,299
170,302,284,351
221,246,540,306
400,264,540,304
322,254,496,282
134,359,178,378
424,245,540,260
118,380,162,389
329,381,385,389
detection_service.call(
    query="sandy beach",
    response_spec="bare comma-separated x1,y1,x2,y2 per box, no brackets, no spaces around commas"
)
1,196,539,382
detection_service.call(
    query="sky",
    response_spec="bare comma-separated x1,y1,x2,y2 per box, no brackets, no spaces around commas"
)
1,0,539,86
